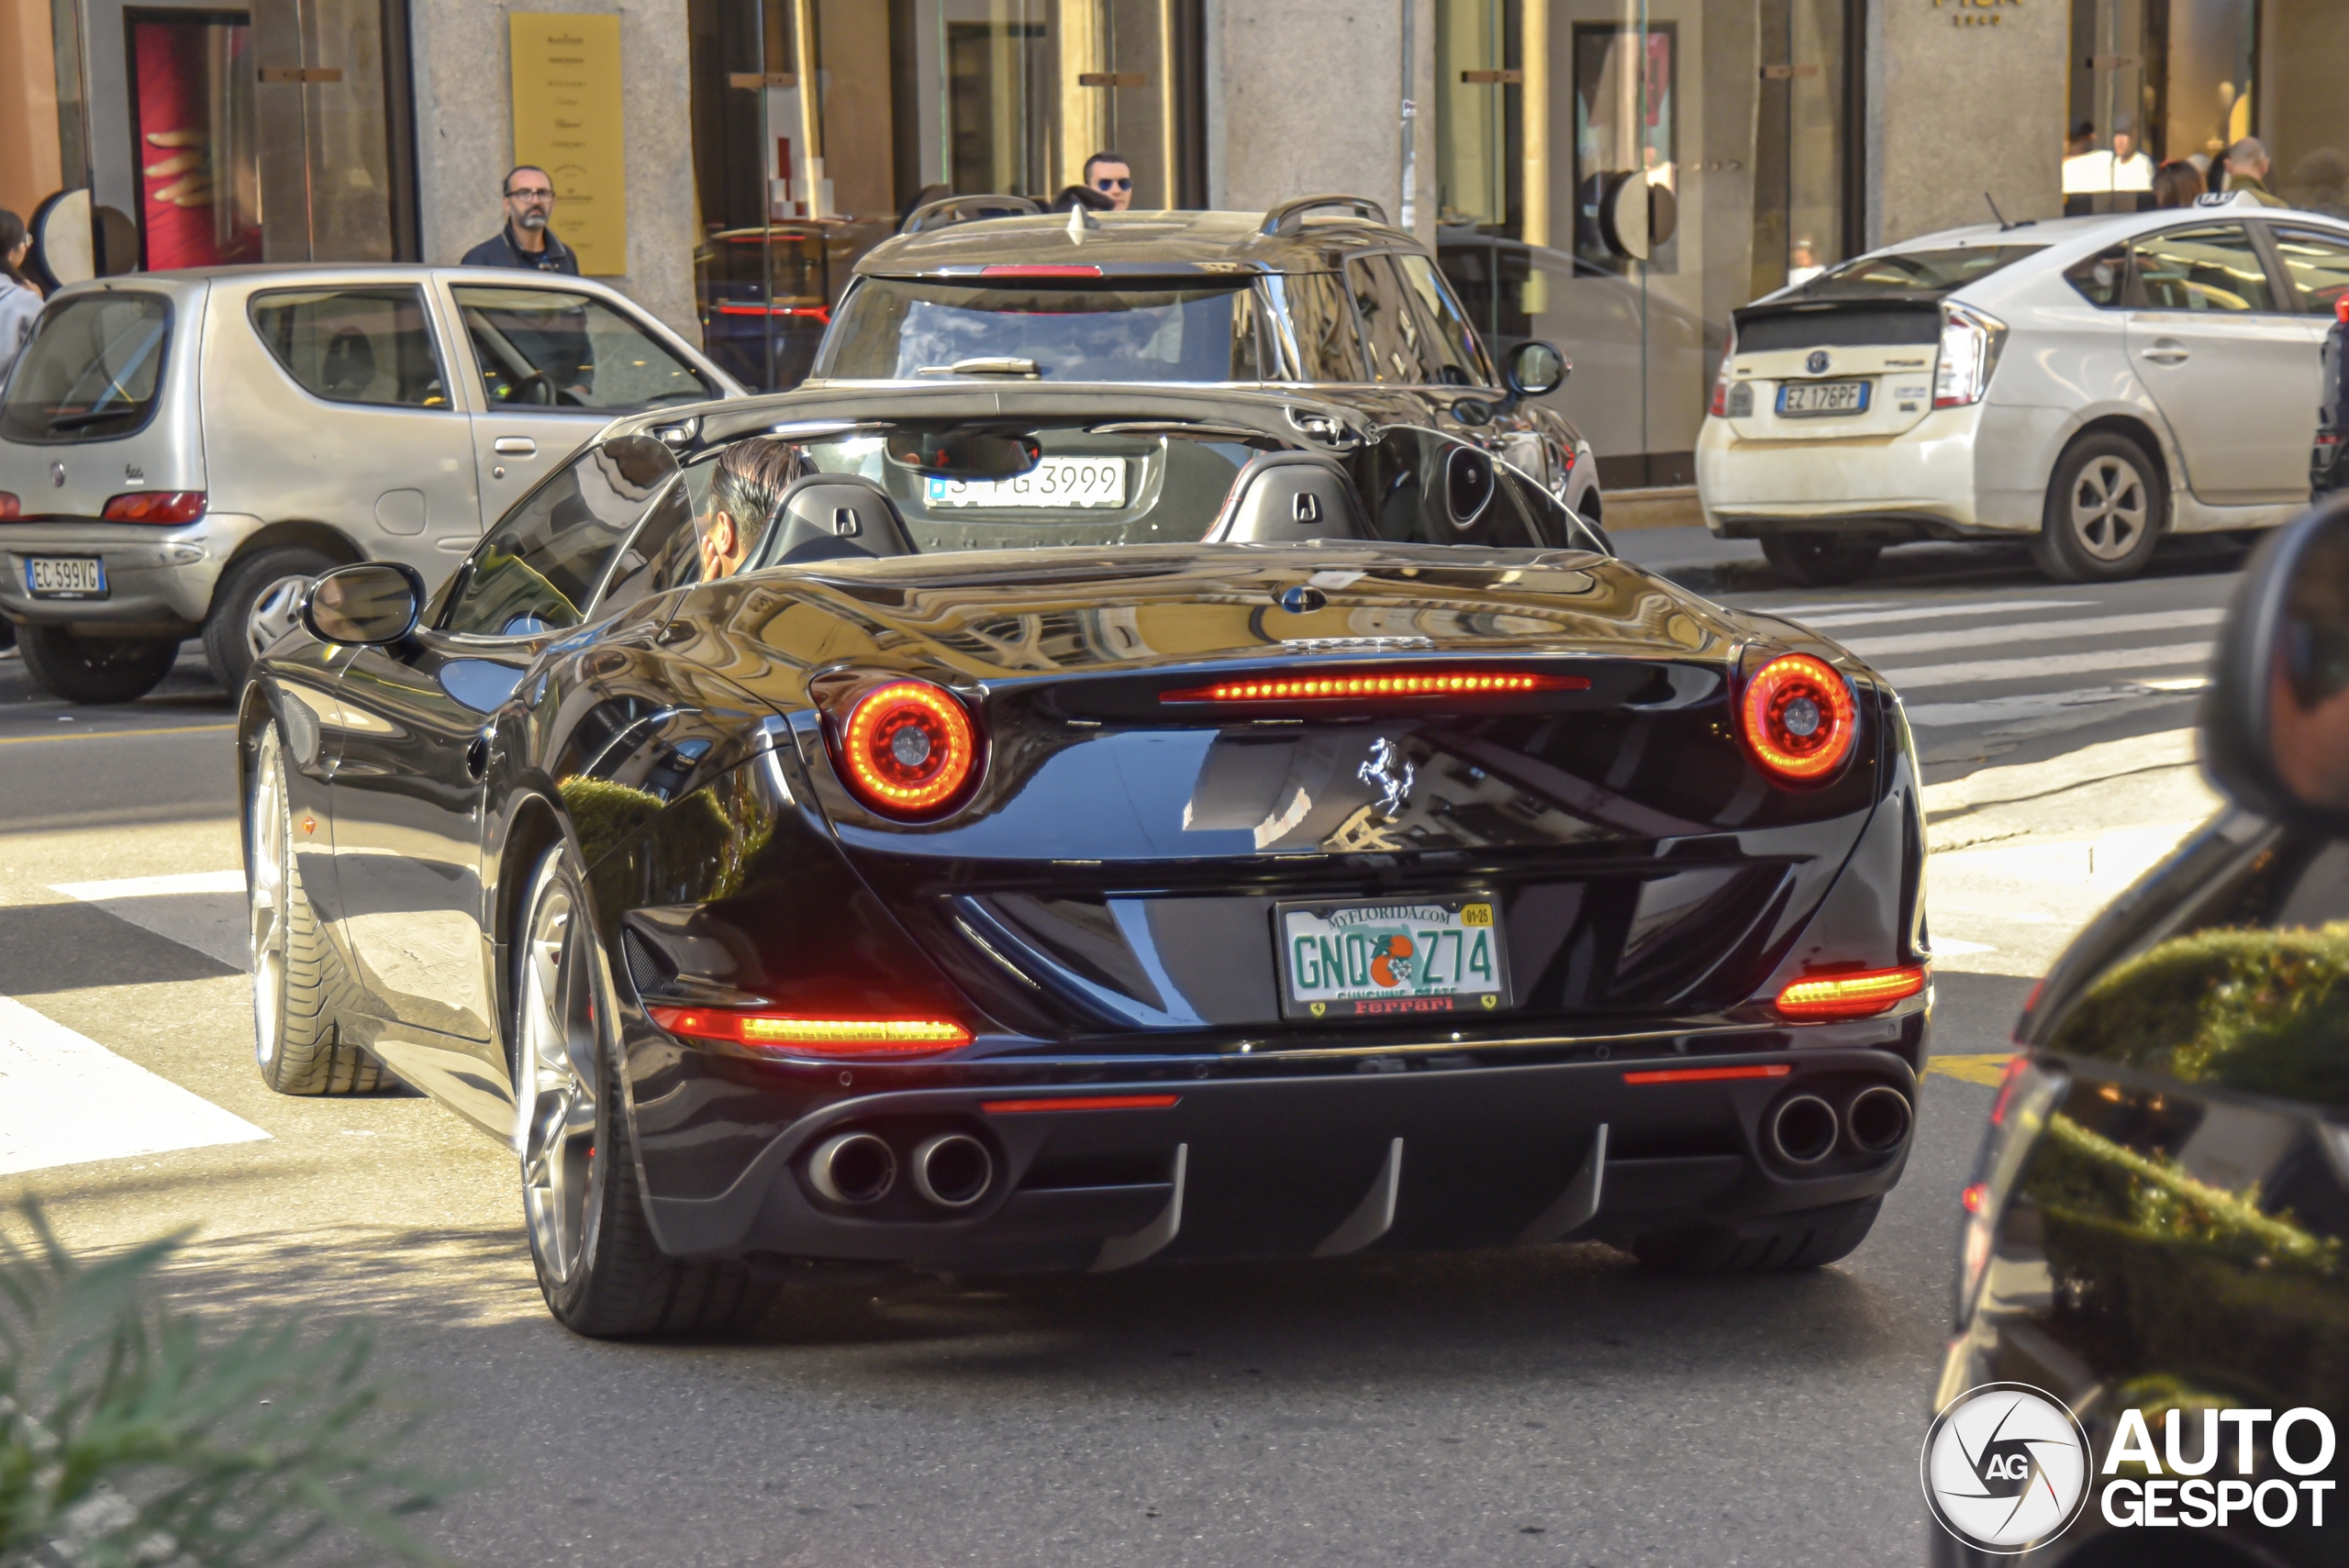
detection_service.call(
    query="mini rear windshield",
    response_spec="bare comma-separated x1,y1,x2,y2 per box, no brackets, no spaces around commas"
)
818,279,1274,383
1801,246,2043,296
0,292,171,444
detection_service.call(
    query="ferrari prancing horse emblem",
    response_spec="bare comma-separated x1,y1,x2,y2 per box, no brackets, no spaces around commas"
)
1358,738,1415,817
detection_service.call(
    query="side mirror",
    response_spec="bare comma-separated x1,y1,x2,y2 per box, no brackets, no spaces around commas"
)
1504,339,1569,399
2205,496,2349,823
302,562,425,648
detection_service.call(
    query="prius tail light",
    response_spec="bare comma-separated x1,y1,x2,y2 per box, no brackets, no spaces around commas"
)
1739,652,1857,783
102,491,206,525
1160,670,1588,705
648,1006,970,1057
1708,324,1738,417
1775,964,1929,1020
830,678,981,818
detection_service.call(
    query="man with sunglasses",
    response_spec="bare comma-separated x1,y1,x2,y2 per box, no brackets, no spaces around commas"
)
461,165,581,274
1082,150,1134,212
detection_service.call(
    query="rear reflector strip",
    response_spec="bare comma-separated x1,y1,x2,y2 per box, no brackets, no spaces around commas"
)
1776,964,1929,1019
981,1094,1181,1115
1160,671,1589,704
980,263,1104,277
648,1006,969,1056
1622,1063,1794,1085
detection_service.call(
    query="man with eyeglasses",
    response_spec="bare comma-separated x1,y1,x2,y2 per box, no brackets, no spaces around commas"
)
1082,150,1134,212
461,165,581,273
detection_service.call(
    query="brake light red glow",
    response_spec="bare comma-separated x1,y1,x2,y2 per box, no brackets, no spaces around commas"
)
648,1006,970,1056
1987,1052,2028,1125
836,679,980,817
0,492,17,519
102,491,206,525
1775,964,1928,1019
1961,1182,1987,1215
1160,671,1588,704
1622,1062,1793,1085
980,1094,1182,1114
1708,327,1737,417
980,263,1103,278
1739,651,1856,782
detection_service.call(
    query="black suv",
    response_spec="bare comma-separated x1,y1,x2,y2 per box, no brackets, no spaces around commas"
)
1933,504,2349,1565
805,194,1604,535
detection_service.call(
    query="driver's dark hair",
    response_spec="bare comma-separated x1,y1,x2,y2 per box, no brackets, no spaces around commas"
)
710,439,811,535
1082,150,1130,182
503,164,551,197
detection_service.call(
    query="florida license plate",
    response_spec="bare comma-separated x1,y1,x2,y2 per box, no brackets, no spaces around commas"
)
1777,379,1870,417
27,556,106,598
926,457,1127,508
1276,896,1510,1020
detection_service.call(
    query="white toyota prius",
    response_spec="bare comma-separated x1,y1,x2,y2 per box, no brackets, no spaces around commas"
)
1695,193,2349,584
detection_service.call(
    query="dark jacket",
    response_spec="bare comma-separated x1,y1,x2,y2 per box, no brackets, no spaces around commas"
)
460,224,581,273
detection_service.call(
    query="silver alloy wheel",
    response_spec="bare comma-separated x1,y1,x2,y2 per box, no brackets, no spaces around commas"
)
2067,453,2148,562
244,573,315,662
248,726,290,1069
517,856,603,1284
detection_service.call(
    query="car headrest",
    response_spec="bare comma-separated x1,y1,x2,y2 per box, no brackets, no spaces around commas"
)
766,474,918,565
1201,451,1366,544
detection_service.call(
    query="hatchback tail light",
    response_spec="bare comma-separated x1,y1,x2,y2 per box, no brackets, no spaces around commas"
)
0,492,18,520
831,678,981,817
1708,325,1738,417
1739,651,1857,783
1932,303,2007,408
102,491,206,525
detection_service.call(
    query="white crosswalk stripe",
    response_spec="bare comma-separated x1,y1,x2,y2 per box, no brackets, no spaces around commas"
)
1876,641,2214,689
1790,599,2094,630
1842,606,2225,660
0,995,268,1175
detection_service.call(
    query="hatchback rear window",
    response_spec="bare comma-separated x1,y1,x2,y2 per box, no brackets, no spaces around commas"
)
818,279,1273,383
1802,246,2043,296
0,292,171,444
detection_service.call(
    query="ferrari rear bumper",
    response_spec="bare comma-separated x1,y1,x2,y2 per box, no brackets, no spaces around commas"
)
637,1036,1922,1273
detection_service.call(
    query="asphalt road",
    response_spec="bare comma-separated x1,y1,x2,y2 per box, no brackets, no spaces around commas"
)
0,530,2249,1566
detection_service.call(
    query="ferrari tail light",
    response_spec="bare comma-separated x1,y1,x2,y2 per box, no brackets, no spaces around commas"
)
834,679,980,817
102,491,206,525
1932,302,2008,408
1160,670,1588,705
1708,325,1737,417
1740,651,1857,782
648,1006,970,1057
1775,964,1928,1019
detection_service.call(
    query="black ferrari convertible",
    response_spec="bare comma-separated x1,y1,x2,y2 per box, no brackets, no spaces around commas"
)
240,383,1930,1338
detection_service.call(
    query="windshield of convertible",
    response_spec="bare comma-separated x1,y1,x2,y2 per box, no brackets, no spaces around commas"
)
816,279,1275,383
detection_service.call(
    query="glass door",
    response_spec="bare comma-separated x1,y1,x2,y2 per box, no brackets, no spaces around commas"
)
125,9,262,268
249,0,415,261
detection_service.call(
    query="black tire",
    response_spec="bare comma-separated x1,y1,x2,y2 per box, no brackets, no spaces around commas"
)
204,546,338,695
1629,1196,1883,1274
2031,433,2164,583
514,845,774,1339
17,624,181,704
247,722,383,1094
0,619,16,652
1760,531,1882,587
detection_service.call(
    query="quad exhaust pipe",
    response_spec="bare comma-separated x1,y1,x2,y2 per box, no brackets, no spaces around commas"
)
1767,1095,1839,1165
808,1131,896,1205
911,1132,994,1209
1844,1085,1912,1155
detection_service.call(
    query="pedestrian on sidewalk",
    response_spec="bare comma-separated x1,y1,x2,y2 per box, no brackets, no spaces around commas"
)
461,166,580,273
0,210,43,383
2221,138,2286,207
2151,160,2204,209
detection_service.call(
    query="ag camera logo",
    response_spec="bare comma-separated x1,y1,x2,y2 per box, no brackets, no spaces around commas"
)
1921,1384,2092,1553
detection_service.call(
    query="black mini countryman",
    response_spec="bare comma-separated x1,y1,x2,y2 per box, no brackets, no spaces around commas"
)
1932,499,2349,1565
240,381,1929,1339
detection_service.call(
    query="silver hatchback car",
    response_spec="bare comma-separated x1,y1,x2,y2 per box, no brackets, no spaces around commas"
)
0,266,743,702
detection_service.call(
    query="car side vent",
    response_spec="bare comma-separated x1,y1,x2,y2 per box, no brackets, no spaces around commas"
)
620,926,677,999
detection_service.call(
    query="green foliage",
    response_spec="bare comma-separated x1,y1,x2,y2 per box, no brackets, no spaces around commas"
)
0,1202,461,1568
2044,921,2349,1106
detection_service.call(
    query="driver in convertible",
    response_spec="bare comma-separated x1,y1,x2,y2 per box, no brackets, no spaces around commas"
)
695,437,811,583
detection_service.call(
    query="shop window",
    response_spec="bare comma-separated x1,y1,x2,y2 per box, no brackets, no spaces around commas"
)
127,16,262,269
250,288,449,408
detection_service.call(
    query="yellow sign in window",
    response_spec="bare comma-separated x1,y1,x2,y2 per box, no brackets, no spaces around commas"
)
508,13,627,275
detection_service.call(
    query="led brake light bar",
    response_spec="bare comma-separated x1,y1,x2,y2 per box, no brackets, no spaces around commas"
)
648,1006,969,1056
1160,671,1588,704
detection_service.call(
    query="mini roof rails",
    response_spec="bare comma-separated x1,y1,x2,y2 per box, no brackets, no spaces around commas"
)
1261,195,1391,237
900,194,1043,235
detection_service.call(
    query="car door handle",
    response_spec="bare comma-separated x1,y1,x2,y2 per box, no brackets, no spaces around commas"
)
2140,343,2189,363
493,437,538,457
